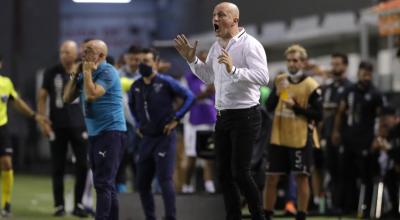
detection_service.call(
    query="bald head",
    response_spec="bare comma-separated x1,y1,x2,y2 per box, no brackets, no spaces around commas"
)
215,2,239,20
82,39,108,63
60,40,78,67
212,2,240,39
90,40,108,57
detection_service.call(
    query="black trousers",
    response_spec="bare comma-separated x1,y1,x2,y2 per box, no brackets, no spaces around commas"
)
215,106,265,220
337,141,376,214
50,127,88,208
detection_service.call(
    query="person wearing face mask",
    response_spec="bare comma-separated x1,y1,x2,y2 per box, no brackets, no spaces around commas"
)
319,53,352,212
264,45,322,220
331,61,387,217
63,39,127,220
128,48,195,220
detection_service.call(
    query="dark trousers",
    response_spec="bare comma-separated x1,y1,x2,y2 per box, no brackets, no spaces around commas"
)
116,123,139,190
325,142,341,208
215,106,265,220
89,131,126,220
136,132,176,220
338,141,375,214
50,127,88,208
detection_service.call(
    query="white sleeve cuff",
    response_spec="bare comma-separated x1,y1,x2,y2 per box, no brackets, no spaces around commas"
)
188,56,199,65
230,66,237,75
229,66,240,82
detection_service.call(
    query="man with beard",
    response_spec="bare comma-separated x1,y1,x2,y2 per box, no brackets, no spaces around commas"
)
264,45,323,220
332,61,386,216
319,53,352,211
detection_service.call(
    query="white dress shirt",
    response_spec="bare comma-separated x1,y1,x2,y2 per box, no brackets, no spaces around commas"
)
188,28,269,110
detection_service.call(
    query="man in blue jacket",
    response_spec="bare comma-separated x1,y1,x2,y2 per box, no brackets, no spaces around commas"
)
128,48,195,220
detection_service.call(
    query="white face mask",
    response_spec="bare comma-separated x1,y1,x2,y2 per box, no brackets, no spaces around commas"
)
288,69,304,82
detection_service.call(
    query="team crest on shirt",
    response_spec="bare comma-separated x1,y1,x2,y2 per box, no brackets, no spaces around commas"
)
135,87,140,93
338,86,344,94
153,83,163,93
1,94,8,103
364,93,371,101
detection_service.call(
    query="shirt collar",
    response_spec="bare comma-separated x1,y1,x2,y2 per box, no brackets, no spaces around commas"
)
217,27,246,48
231,27,246,42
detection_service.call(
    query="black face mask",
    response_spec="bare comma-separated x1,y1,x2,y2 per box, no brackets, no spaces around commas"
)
139,63,153,77
359,80,372,89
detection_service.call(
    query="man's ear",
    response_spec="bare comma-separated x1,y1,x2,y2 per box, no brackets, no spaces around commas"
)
234,17,239,24
154,60,159,72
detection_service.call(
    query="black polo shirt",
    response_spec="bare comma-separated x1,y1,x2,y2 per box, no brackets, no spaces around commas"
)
340,83,385,146
42,64,85,128
321,79,352,140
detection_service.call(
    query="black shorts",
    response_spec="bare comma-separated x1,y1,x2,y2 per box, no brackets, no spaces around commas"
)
266,143,313,176
0,125,12,156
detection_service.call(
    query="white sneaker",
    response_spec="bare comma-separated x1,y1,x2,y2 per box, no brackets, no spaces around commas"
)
205,181,215,193
182,184,195,194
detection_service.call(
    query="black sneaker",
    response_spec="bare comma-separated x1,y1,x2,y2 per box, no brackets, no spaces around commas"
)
72,204,89,218
1,202,11,218
53,205,66,217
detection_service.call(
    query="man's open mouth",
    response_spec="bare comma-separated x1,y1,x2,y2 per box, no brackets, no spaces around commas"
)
214,24,219,32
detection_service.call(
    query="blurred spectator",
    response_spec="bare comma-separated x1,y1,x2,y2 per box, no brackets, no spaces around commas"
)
182,50,216,194
116,45,142,193
371,106,400,218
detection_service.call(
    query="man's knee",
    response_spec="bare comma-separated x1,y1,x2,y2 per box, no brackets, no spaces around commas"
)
0,156,13,171
158,177,173,190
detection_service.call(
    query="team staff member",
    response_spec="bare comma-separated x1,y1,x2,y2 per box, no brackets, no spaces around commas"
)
37,40,89,217
0,55,49,217
129,48,194,220
63,39,126,220
264,45,323,220
332,61,386,216
175,2,269,219
320,52,352,210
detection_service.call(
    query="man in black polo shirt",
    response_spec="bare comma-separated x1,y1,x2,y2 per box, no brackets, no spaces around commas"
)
37,40,89,217
320,53,352,210
332,61,386,216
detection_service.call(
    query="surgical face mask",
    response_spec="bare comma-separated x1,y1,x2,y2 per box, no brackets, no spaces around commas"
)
139,63,153,77
288,69,304,82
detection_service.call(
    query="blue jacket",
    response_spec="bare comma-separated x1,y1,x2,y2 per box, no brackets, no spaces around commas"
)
128,74,195,136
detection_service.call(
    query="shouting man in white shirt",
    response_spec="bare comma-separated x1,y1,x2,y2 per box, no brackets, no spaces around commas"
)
174,2,269,220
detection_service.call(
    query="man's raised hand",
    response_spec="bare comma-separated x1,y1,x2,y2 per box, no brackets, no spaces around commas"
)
174,34,198,63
